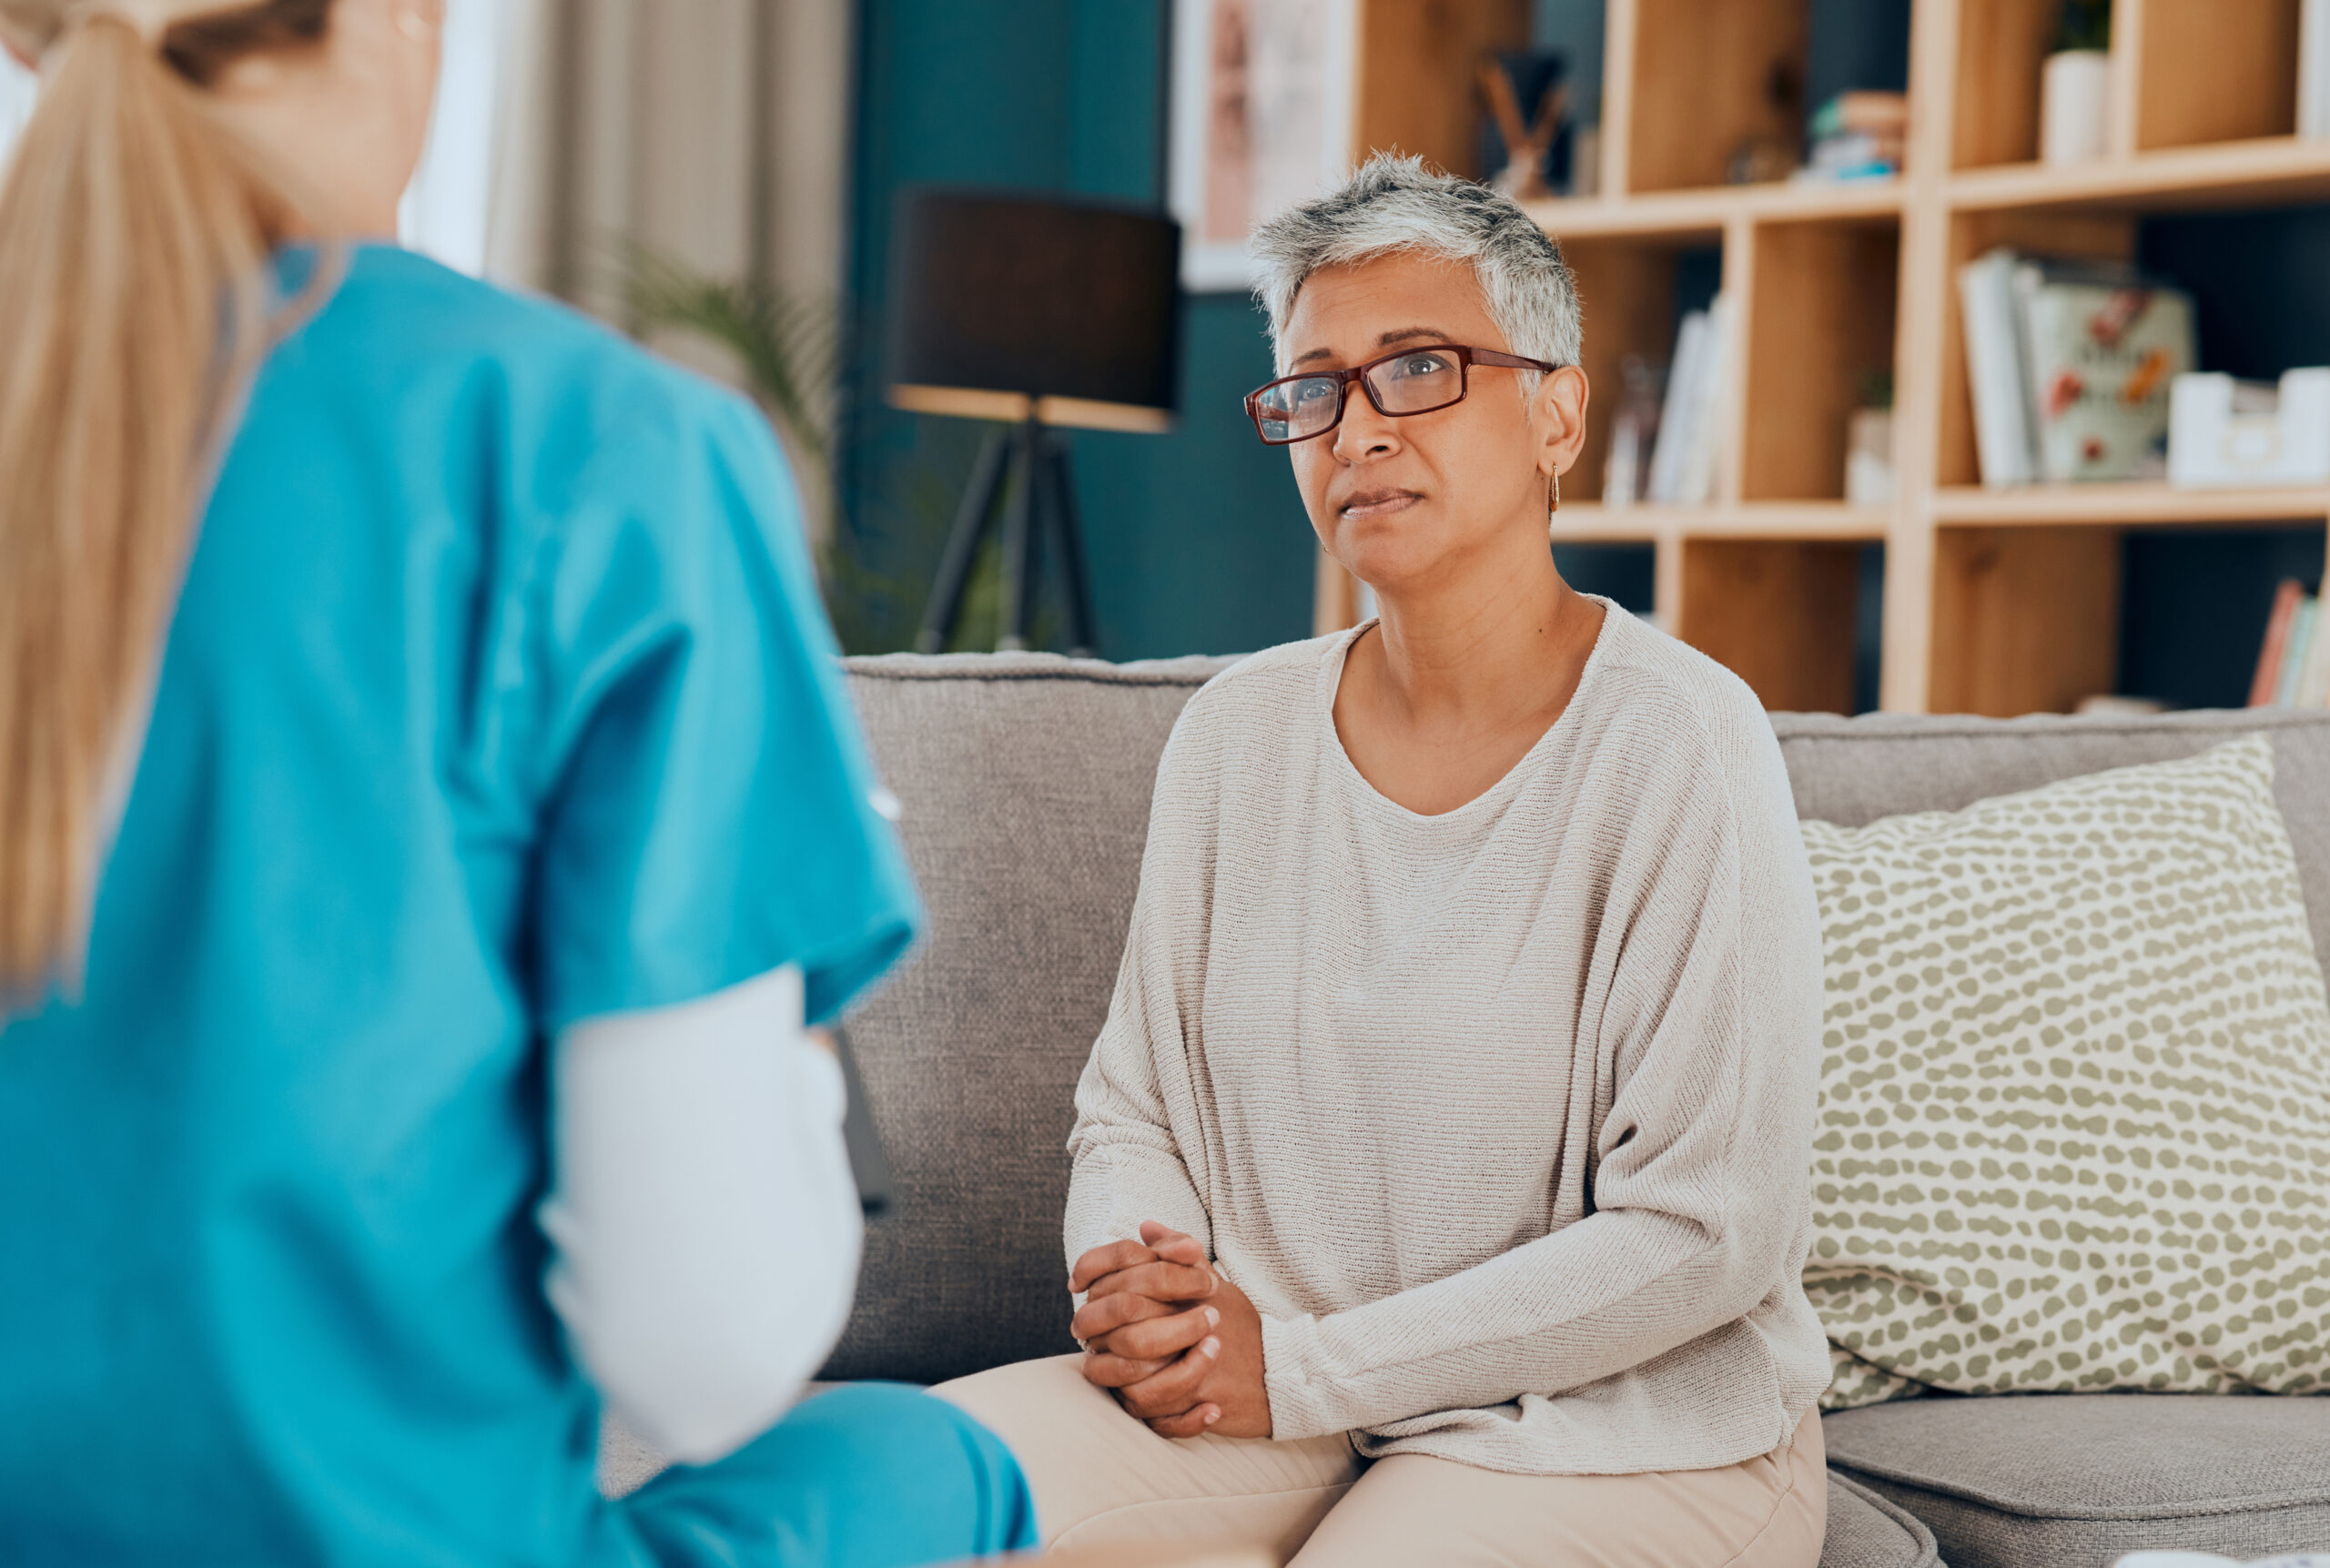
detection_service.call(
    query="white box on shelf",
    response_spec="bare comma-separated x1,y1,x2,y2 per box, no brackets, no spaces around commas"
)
2040,49,2111,165
2167,369,2330,488
1845,409,1895,504
2305,0,2330,138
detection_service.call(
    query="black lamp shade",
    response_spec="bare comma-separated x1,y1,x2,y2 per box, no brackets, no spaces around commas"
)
886,187,1181,432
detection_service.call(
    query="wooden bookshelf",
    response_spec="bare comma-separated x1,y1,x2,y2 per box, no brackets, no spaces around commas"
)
1315,0,2330,714
1933,482,2330,525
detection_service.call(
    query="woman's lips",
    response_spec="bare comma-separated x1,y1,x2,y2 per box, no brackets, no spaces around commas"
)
1339,491,1421,521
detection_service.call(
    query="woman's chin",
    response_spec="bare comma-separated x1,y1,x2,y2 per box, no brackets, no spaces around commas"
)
1333,510,1554,605
1332,529,1440,593
1337,545,1438,601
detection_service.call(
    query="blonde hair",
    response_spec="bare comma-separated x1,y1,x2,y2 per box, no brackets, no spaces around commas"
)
0,0,327,999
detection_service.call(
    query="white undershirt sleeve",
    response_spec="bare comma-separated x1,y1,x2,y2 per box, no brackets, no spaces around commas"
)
540,965,862,1466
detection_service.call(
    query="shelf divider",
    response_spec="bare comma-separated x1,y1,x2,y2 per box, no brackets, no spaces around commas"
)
1945,137,2330,213
1933,484,2330,526
1556,503,1889,541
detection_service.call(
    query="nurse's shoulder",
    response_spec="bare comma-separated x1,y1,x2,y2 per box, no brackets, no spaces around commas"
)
287,242,777,494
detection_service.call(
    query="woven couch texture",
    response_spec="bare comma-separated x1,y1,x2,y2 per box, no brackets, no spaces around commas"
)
825,654,1232,1386
1826,1472,1945,1568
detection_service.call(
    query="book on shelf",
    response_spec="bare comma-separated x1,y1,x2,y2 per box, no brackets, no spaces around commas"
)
2300,602,2330,708
1677,294,1735,504
2250,579,2305,706
1957,248,2197,486
1959,250,2036,488
1645,308,1709,504
1644,294,1732,506
2252,579,2330,709
2281,598,2317,707
1600,354,1664,508
1796,131,1901,183
1809,90,1909,138
1797,91,1906,184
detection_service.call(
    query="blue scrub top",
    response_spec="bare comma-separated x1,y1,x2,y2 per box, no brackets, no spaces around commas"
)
0,247,921,1565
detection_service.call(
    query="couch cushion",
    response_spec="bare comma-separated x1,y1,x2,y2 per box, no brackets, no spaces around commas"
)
1798,734,2330,1408
1824,1395,2330,1568
824,652,1234,1384
1825,1472,1943,1568
1770,709,2330,979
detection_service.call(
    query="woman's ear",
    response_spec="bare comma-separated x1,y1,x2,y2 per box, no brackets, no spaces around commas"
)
1535,363,1591,481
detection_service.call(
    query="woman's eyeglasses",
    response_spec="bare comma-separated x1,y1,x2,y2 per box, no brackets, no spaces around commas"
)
1243,343,1564,446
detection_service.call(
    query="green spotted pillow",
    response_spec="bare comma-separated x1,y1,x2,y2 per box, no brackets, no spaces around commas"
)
1798,733,2330,1409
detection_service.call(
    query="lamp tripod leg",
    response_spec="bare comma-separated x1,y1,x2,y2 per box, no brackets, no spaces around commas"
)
998,416,1043,652
916,425,1013,654
1039,437,1097,658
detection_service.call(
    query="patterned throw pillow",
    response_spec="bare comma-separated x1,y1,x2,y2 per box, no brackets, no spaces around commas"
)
1798,733,2330,1409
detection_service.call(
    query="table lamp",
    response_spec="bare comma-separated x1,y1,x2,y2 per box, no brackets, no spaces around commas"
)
886,187,1181,655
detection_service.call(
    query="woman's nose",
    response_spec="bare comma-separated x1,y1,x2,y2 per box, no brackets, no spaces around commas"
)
1333,394,1400,460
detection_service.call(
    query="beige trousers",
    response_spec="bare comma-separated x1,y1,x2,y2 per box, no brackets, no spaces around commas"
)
935,1356,1827,1568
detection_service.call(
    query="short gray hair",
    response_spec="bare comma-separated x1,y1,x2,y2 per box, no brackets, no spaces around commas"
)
1248,154,1581,379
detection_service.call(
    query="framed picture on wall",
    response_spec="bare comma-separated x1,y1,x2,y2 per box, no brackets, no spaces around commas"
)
1168,0,1357,293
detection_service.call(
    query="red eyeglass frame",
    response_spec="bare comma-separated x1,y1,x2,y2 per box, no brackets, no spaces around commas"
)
1243,343,1565,446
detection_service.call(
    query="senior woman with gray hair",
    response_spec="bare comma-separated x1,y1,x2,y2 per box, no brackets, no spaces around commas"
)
937,156,1831,1566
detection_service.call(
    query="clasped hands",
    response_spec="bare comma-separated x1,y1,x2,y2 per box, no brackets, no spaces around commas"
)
1069,1220,1271,1439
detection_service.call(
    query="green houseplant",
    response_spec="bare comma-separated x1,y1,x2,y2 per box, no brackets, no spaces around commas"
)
619,245,1008,652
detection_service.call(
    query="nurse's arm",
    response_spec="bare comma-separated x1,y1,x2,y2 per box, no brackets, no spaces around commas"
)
540,965,861,1465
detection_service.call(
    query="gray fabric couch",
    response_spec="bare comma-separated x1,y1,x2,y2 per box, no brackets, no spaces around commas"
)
802,652,2330,1567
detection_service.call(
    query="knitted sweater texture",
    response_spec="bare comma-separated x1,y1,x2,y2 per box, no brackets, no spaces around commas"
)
1065,603,1832,1475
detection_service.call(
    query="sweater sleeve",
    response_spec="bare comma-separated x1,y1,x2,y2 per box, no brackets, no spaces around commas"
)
1258,707,1825,1440
542,965,862,1465
1062,714,1219,1270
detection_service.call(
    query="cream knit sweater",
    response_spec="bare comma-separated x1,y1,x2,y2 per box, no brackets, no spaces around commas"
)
1065,603,1833,1476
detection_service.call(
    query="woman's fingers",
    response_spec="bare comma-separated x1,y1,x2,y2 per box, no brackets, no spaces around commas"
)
1073,1225,1211,1296
1105,1302,1219,1362
1145,1402,1222,1440
1070,1239,1159,1295
1083,1259,1217,1305
1071,1289,1178,1342
1116,1336,1220,1420
1079,1347,1174,1388
1139,1221,1208,1267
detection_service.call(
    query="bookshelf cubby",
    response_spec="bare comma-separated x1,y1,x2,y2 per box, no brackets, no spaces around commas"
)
2123,526,2328,706
1741,215,1899,503
2125,0,2299,153
1682,539,1867,713
1616,0,1809,194
1560,230,1717,500
1315,0,2330,715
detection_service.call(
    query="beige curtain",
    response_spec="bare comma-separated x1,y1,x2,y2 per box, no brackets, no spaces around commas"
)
488,0,850,305
484,0,852,529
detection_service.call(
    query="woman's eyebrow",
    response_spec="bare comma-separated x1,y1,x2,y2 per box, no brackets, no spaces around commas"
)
1290,327,1450,367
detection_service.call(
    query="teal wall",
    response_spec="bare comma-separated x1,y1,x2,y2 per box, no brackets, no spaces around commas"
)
837,0,1317,659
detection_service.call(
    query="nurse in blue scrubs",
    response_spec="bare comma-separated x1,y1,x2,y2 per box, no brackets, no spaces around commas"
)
0,2,1035,1564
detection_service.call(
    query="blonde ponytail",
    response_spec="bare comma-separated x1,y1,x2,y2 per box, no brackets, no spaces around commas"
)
0,0,320,998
